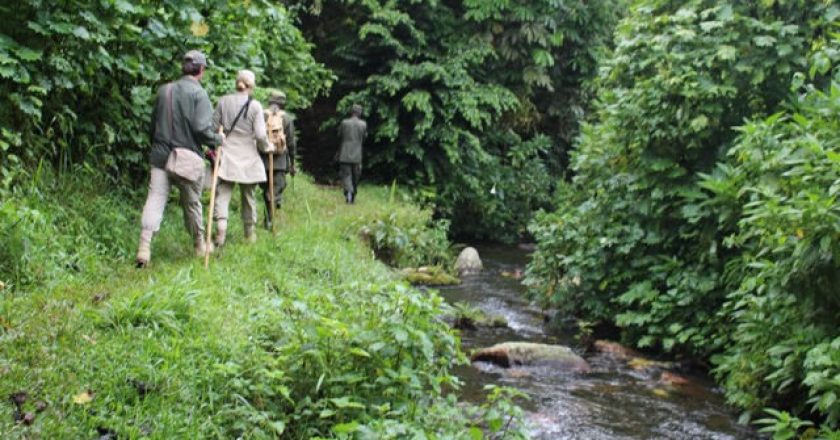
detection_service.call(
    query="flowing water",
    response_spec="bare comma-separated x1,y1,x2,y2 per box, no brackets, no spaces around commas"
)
437,245,758,440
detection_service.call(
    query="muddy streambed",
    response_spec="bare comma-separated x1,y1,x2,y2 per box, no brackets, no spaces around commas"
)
436,245,758,440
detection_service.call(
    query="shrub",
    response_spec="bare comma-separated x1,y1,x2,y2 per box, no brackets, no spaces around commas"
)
705,39,840,422
525,0,839,430
360,211,452,269
0,166,139,289
527,1,811,348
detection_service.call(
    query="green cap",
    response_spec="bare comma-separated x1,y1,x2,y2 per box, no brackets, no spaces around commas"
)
268,89,286,105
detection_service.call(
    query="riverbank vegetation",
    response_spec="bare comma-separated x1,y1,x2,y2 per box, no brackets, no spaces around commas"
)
1,173,526,438
526,2,840,437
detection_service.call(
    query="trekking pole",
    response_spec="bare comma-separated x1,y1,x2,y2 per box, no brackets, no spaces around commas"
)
268,152,276,235
205,129,224,268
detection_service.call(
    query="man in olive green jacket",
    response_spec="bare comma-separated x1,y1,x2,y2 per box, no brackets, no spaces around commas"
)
135,50,223,268
260,89,297,229
337,104,366,204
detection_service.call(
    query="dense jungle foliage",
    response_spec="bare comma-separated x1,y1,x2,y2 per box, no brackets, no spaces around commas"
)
0,0,332,188
4,0,840,437
0,0,624,242
526,0,840,436
291,0,622,241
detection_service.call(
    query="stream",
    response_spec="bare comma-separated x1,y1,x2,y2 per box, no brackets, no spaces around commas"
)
437,245,758,440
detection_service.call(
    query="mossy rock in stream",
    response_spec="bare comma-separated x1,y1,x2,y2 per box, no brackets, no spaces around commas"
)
471,342,590,372
451,303,508,330
401,266,460,286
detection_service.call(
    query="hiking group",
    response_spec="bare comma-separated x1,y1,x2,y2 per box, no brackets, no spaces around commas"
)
135,50,367,268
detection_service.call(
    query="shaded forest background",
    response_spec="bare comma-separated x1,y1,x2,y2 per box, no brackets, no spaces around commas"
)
2,0,840,437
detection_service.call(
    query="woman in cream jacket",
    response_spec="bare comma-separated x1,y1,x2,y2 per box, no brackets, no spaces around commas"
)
212,69,274,246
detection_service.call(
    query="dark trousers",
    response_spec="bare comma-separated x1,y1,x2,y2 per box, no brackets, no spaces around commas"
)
260,169,287,223
339,163,361,195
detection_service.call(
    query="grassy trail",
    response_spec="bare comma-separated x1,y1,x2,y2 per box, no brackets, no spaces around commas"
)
1,175,476,438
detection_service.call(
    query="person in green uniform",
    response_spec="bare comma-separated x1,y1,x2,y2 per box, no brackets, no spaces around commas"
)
135,50,224,268
260,89,297,229
337,104,366,204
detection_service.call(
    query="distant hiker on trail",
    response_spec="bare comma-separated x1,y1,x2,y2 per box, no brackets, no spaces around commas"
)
135,50,224,268
337,104,367,204
211,69,275,247
260,89,297,230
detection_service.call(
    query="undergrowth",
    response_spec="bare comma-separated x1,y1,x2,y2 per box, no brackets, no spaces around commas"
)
0,172,526,438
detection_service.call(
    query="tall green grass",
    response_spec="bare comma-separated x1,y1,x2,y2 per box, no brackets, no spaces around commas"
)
0,171,525,438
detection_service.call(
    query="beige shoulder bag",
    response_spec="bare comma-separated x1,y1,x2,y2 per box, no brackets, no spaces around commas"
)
164,83,205,182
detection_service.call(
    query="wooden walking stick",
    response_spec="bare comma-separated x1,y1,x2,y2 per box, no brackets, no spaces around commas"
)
268,152,276,235
205,129,224,268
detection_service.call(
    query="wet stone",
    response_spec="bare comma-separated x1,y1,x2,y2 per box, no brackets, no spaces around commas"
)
471,342,590,372
402,266,460,286
455,247,483,275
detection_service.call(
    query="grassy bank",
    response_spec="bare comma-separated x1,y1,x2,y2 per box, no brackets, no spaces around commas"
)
0,172,522,438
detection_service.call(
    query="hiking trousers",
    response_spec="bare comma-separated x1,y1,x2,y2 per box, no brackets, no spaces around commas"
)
139,166,204,240
339,163,361,195
260,169,287,207
213,179,258,229
260,169,286,224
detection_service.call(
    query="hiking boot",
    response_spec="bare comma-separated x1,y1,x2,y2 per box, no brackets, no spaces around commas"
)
195,236,213,257
135,230,153,268
244,225,257,243
136,243,150,268
214,226,227,248
135,238,152,269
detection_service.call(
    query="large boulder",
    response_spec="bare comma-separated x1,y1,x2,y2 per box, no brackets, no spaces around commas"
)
471,342,590,372
455,247,483,275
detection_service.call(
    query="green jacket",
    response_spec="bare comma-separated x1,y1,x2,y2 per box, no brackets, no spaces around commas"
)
337,116,367,164
148,76,222,169
260,106,296,172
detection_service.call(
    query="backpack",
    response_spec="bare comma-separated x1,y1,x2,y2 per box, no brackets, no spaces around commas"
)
264,108,287,154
